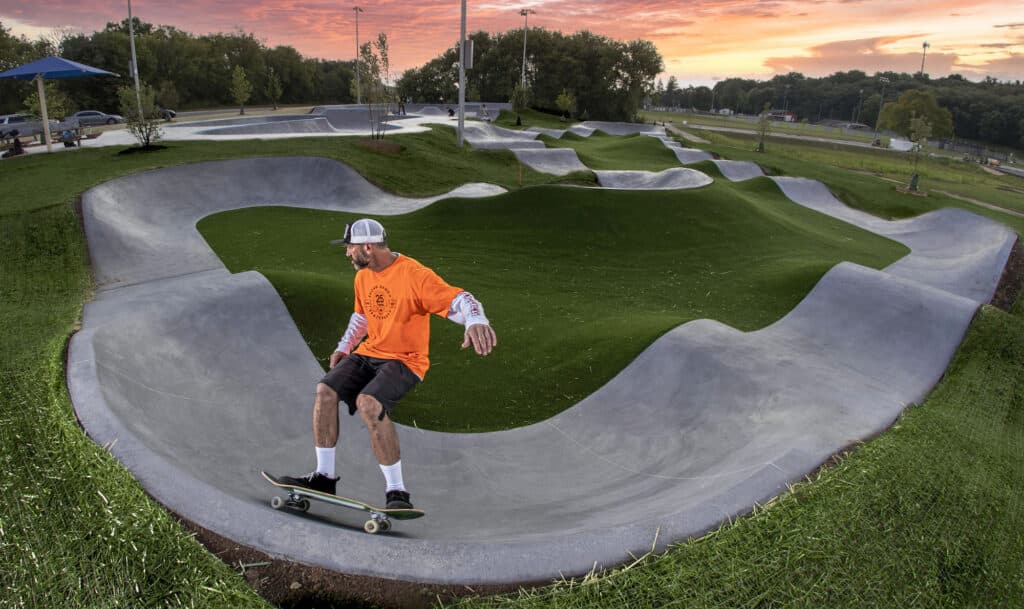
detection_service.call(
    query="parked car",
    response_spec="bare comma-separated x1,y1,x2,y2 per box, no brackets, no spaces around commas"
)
70,110,124,126
0,114,60,139
158,107,176,120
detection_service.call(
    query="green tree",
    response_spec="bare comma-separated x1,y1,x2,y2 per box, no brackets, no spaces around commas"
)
358,33,393,139
118,82,163,147
230,65,253,114
23,81,71,121
878,89,953,139
511,82,531,125
266,67,283,110
155,80,179,112
757,102,772,152
908,112,932,191
555,89,576,119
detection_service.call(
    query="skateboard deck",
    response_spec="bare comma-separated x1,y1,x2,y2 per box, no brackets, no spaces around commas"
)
261,471,424,534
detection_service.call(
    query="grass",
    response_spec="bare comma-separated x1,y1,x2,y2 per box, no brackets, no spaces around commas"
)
0,113,1021,608
694,128,1024,233
446,298,1024,609
536,131,682,171
0,190,270,607
493,108,579,130
642,109,888,145
198,178,906,432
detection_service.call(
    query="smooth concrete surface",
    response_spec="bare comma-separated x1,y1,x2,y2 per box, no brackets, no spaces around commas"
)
81,157,505,290
673,148,715,164
513,148,590,175
712,159,765,181
67,122,1017,586
594,168,713,189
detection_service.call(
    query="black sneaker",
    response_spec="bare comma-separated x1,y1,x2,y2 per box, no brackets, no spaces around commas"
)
279,472,338,495
386,490,413,509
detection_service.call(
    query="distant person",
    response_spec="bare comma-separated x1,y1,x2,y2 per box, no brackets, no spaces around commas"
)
62,129,77,148
2,132,24,159
278,219,497,509
447,107,455,118
398,99,406,115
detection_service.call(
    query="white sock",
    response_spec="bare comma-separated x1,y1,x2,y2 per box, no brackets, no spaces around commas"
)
379,461,405,492
315,447,336,478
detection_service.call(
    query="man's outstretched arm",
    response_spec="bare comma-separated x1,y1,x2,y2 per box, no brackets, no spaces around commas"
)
330,312,368,368
448,291,497,356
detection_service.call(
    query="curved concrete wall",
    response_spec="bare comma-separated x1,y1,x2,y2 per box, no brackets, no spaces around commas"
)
68,151,1015,585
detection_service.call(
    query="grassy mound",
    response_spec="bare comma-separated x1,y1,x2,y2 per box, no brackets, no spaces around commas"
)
198,178,906,432
537,131,682,171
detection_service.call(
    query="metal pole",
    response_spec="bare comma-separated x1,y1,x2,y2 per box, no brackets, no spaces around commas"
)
36,75,52,153
872,76,889,142
353,6,363,105
458,0,466,147
920,41,929,75
128,0,144,121
520,9,534,86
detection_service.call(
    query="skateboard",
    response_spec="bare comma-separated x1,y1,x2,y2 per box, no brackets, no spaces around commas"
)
261,471,424,534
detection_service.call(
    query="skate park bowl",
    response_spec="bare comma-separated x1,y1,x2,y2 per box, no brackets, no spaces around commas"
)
67,151,1016,586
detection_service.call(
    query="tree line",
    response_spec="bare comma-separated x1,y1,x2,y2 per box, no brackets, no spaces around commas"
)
0,19,358,116
2,18,1019,149
654,70,1024,149
396,29,663,122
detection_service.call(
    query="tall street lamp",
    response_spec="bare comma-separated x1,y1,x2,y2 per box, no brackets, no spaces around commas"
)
520,8,535,87
853,88,863,123
872,76,890,143
353,6,363,104
457,0,467,147
127,0,144,122
920,41,930,76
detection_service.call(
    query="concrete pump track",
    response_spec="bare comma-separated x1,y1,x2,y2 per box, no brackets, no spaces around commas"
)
68,118,1016,587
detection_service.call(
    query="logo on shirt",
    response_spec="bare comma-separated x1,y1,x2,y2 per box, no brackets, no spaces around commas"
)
364,285,397,321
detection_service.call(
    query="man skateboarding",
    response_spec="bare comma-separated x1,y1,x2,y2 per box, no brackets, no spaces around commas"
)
279,218,497,509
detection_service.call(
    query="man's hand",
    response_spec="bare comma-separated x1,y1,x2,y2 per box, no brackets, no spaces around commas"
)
329,351,347,369
462,324,497,356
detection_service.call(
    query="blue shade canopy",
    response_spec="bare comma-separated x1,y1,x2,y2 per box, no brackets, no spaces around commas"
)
0,56,118,81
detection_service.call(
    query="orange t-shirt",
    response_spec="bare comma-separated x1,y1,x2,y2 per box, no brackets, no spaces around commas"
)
353,255,462,379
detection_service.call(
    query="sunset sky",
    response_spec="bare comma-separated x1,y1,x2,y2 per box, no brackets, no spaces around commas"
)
2,0,1022,86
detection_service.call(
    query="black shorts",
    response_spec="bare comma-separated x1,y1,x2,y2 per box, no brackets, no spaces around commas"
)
319,353,420,419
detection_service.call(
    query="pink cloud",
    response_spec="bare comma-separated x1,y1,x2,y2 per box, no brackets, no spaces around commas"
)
764,36,958,76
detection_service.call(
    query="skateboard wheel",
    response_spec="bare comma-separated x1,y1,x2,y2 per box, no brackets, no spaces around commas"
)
379,519,392,532
364,519,381,534
270,496,284,510
296,499,311,513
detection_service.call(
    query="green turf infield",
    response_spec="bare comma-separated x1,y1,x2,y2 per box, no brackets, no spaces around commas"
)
198,177,907,432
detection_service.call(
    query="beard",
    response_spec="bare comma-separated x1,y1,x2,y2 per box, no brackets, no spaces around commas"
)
350,251,370,270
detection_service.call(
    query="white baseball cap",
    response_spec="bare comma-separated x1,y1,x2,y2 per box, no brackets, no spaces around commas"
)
331,218,387,245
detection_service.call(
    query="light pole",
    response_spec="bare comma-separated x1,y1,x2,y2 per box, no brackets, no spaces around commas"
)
853,88,863,123
353,5,363,104
920,41,930,76
872,76,890,143
783,84,790,114
457,0,466,147
127,0,144,121
520,8,535,87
